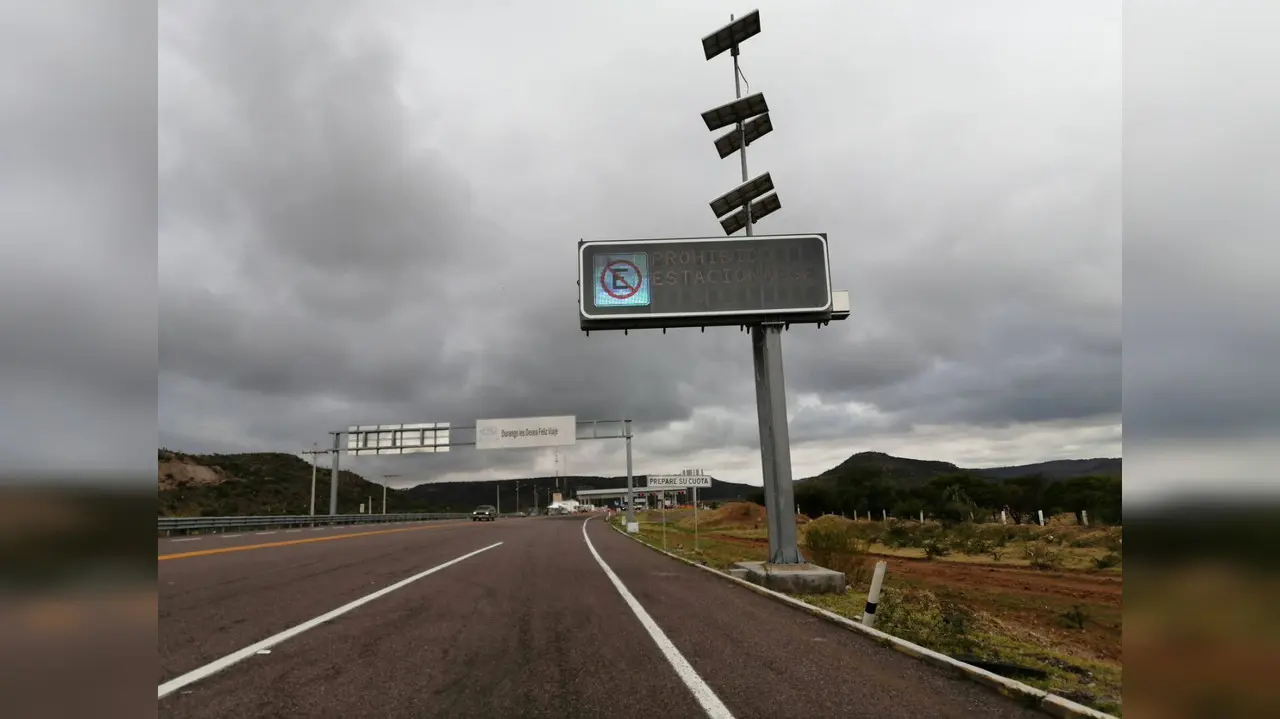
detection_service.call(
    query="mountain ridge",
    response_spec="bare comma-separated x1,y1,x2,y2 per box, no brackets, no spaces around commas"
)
805,450,1121,489
157,448,1120,517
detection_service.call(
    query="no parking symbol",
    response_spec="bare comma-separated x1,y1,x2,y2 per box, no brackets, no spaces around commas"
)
593,253,650,307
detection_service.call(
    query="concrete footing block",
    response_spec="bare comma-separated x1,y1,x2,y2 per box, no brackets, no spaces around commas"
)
727,567,749,580
732,560,846,595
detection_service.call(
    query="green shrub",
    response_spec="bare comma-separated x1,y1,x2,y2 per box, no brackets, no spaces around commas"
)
948,522,979,544
1068,533,1106,548
956,537,991,555
875,587,977,657
923,538,950,560
1025,542,1063,570
1059,604,1089,630
883,522,914,548
861,521,888,545
804,523,872,587
977,524,1032,547
1092,552,1122,570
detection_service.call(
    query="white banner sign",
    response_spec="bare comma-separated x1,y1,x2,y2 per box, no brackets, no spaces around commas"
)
646,474,712,488
475,415,577,450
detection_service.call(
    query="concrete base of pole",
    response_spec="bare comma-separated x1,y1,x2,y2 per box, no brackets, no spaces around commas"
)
732,561,846,595
626,522,639,533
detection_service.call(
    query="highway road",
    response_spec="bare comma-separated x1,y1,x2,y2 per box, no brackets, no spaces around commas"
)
159,515,1047,719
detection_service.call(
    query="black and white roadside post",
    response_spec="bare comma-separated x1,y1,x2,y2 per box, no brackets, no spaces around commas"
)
862,560,888,627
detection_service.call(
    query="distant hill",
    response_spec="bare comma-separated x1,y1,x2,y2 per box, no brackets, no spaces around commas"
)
159,450,382,517
158,448,1120,517
975,458,1122,481
800,451,1121,489
806,451,961,489
157,449,756,517
789,451,1123,524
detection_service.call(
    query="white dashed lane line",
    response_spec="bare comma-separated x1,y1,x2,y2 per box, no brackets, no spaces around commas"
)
157,541,505,699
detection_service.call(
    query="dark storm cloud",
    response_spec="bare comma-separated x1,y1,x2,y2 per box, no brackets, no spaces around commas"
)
1122,0,1280,446
0,0,156,477
159,0,1129,480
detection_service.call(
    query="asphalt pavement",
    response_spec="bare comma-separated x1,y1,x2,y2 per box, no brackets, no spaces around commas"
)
158,515,1048,718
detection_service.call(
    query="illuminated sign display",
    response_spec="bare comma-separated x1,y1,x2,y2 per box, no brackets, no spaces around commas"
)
592,253,651,308
579,234,831,330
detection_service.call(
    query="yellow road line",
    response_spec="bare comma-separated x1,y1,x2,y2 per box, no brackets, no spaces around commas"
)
158,521,473,561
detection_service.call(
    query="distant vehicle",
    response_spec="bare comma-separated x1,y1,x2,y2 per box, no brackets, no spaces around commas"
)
471,505,497,522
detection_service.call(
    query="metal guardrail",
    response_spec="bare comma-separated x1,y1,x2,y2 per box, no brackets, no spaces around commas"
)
158,512,474,535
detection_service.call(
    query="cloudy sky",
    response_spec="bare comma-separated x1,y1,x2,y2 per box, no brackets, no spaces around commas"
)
149,0,1270,499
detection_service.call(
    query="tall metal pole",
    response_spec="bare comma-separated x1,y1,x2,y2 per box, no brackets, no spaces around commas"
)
624,419,635,531
329,432,340,516
733,34,805,565
661,491,667,550
308,444,318,516
382,483,387,514
732,43,752,233
694,485,699,552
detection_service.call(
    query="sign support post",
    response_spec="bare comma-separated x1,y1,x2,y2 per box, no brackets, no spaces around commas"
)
693,485,699,553
579,13,847,570
661,491,667,550
625,420,637,533
329,431,340,517
730,28,805,565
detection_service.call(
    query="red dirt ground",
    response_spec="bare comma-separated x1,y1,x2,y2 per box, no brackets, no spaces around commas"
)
697,528,1123,661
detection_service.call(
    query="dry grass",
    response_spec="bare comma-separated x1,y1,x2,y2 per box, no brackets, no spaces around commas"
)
611,507,1124,716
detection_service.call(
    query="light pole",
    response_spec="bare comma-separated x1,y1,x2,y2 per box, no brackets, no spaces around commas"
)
329,431,341,516
303,444,324,516
624,419,635,531
700,10,805,564
382,474,400,515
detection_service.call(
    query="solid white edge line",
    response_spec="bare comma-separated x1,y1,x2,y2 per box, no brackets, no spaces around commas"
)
157,541,504,700
607,522,1119,719
581,517,735,719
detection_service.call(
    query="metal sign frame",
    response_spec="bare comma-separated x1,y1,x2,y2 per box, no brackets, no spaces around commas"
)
346,423,451,456
578,233,833,331
324,419,639,524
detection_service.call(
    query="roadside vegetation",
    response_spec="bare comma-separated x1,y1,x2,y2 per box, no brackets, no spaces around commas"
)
773,469,1122,528
611,502,1122,716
